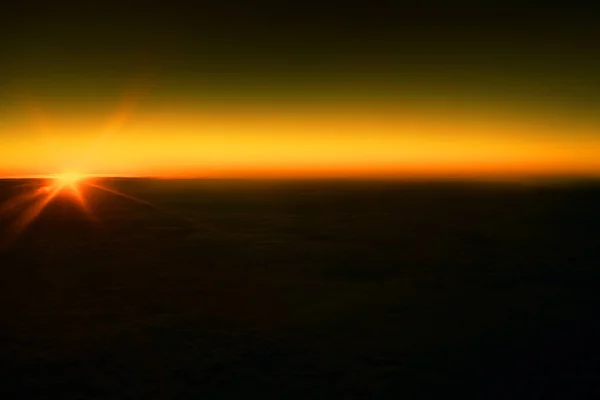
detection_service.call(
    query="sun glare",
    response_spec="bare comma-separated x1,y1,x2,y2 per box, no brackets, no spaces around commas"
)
54,172,87,186
0,169,188,249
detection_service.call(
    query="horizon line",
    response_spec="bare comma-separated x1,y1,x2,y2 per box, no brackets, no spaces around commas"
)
1,173,600,184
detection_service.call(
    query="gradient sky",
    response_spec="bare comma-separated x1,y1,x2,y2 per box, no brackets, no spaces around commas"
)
1,1,600,179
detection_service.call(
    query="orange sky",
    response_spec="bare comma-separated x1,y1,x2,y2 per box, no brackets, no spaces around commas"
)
1,101,600,180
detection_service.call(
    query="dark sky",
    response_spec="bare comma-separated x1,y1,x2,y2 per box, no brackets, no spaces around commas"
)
1,1,599,108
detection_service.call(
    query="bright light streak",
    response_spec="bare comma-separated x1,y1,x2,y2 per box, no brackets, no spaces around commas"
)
83,181,192,222
0,183,62,249
0,187,48,217
53,172,87,186
0,173,95,247
0,174,191,248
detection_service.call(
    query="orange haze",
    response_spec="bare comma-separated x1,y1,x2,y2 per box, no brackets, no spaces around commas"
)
1,103,600,180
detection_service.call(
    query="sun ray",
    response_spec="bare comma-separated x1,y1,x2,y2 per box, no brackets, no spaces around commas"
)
83,181,192,222
67,183,96,222
48,173,98,219
0,173,103,246
1,173,203,249
0,186,49,217
1,184,62,247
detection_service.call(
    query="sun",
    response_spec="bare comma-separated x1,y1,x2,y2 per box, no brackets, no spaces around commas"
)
46,172,92,205
53,172,88,187
0,170,191,249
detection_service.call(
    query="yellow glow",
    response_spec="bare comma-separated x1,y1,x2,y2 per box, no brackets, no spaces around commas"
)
53,172,87,186
1,102,600,179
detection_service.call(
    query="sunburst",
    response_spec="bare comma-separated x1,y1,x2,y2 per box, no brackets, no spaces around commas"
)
0,173,92,246
0,172,191,248
0,74,191,248
53,172,86,186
